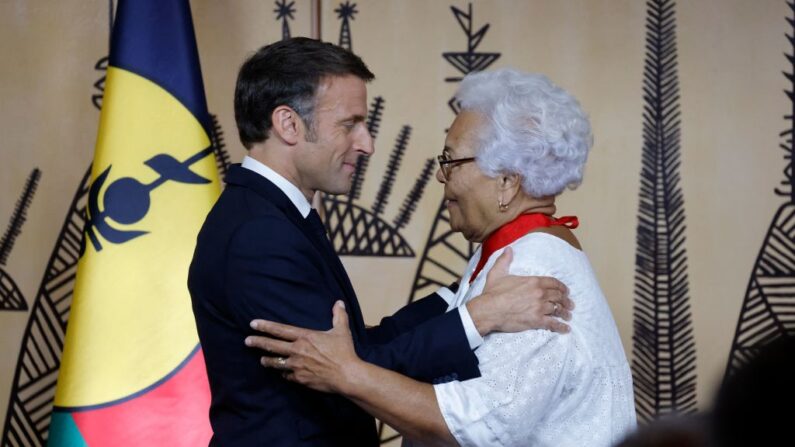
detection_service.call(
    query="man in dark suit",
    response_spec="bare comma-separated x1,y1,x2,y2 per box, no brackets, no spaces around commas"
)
188,38,572,446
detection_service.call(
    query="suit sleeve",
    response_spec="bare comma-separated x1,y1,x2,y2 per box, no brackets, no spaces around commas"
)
357,308,480,383
224,217,336,332
365,288,452,344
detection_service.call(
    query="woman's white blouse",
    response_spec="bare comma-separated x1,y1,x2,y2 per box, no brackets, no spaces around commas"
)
433,232,636,447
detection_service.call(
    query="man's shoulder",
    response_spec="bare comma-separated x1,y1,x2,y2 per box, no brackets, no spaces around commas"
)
192,185,300,268
198,184,285,235
214,182,281,217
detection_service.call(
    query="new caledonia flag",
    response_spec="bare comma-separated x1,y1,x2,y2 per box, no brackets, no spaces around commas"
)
49,1,217,445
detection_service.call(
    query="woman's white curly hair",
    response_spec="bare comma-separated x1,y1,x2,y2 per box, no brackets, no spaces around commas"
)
456,68,593,197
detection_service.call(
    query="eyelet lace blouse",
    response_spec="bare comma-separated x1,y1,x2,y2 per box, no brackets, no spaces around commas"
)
430,232,636,447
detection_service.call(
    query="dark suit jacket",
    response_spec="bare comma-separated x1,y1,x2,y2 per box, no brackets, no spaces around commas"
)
188,165,479,446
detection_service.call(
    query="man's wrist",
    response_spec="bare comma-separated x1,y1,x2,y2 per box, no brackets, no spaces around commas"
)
466,295,495,336
457,306,485,349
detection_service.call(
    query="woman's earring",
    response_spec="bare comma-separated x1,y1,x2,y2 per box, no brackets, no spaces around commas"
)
498,198,509,211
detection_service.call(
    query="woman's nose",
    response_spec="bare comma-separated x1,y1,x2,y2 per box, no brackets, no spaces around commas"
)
435,167,446,183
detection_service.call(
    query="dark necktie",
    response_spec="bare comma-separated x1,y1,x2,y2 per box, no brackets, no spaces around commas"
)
306,209,333,251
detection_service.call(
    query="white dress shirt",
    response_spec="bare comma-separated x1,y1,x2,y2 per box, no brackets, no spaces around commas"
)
240,156,483,349
430,232,636,447
242,156,311,217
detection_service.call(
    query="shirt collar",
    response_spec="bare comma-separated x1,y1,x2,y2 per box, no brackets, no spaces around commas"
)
241,155,312,218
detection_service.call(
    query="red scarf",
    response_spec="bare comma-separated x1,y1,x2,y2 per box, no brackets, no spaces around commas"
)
469,213,579,284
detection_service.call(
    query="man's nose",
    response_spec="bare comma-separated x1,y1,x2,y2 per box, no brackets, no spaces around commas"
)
355,127,375,155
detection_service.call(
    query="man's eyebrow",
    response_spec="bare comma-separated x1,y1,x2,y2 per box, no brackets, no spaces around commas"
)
341,114,366,124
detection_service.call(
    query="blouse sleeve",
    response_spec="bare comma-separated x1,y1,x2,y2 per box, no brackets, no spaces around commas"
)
433,238,583,447
433,329,575,446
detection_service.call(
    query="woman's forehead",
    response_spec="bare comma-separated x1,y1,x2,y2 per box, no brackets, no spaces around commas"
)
445,111,485,155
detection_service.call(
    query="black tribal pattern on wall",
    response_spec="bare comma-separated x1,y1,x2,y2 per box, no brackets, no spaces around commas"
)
0,169,40,312
1,168,90,446
319,2,436,258
1,3,111,443
724,1,795,377
90,1,113,111
210,114,232,177
274,0,296,41
406,3,499,303
335,1,357,51
631,0,698,424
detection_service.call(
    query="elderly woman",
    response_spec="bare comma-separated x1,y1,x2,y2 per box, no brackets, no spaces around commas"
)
247,68,636,446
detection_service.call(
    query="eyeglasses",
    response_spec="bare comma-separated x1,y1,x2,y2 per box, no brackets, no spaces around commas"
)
437,153,476,180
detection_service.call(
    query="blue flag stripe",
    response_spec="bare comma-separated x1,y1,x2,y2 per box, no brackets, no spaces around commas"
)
109,0,210,132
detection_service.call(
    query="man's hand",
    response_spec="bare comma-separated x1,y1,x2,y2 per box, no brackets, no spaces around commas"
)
245,301,360,394
467,247,574,336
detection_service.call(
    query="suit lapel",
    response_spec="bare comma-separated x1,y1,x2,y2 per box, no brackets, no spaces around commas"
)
224,165,367,337
304,221,367,337
314,236,366,337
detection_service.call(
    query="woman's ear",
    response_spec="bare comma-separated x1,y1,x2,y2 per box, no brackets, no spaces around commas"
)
270,105,301,145
498,173,523,205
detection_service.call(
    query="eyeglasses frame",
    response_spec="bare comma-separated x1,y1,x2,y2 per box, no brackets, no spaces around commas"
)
437,154,476,180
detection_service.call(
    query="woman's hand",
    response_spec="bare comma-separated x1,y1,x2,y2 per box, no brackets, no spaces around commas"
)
245,300,359,394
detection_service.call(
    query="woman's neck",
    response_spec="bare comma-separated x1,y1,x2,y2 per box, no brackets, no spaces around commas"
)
477,195,557,243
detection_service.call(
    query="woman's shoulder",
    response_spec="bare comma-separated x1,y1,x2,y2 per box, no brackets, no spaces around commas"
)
508,232,586,267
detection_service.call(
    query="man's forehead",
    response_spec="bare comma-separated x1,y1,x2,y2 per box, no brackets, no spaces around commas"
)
316,74,367,96
314,74,367,111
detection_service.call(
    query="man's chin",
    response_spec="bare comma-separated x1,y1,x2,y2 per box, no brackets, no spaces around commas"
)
319,181,353,196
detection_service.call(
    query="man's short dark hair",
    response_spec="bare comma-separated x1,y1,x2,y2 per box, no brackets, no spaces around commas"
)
234,37,375,148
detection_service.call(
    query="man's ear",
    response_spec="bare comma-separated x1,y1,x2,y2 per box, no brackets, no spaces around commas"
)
270,105,301,145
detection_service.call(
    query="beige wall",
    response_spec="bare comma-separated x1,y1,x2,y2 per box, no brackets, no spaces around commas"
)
0,0,789,442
